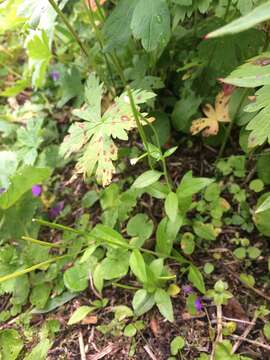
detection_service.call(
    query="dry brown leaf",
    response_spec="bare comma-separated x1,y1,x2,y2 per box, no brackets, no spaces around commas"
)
81,315,98,325
190,91,231,137
149,317,159,337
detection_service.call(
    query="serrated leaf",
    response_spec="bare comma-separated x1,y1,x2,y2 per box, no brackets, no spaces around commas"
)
131,0,171,52
190,91,231,137
61,74,155,186
0,329,23,360
26,30,52,88
206,2,270,38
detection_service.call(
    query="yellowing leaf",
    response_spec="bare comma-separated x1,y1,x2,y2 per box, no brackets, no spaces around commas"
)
60,74,155,187
190,91,231,137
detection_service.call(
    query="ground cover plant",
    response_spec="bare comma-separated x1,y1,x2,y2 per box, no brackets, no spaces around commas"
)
1,0,270,359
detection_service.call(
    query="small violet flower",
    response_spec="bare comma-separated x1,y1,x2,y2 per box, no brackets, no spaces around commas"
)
49,201,65,219
32,185,42,197
0,188,6,195
50,70,60,81
195,297,203,312
182,285,193,295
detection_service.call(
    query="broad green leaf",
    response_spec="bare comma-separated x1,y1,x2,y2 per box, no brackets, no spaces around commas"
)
188,265,206,294
127,213,154,243
193,222,217,241
206,2,270,38
180,232,195,255
24,339,52,360
170,336,185,355
57,66,84,108
154,288,174,322
114,305,133,321
165,192,179,222
156,215,183,255
223,53,270,88
239,273,255,287
61,74,155,186
63,263,89,292
0,151,17,189
99,251,130,280
31,291,78,314
91,224,127,247
0,329,23,360
30,283,51,309
129,249,148,283
177,171,214,198
263,322,270,340
132,289,155,316
0,79,29,97
256,192,270,214
0,166,51,209
103,0,137,51
133,170,162,189
26,30,52,88
68,306,93,325
93,263,104,293
131,0,171,52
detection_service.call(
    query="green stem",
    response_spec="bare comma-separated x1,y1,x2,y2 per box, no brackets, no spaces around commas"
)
0,255,69,283
218,89,248,159
21,236,63,248
48,0,89,58
224,0,232,21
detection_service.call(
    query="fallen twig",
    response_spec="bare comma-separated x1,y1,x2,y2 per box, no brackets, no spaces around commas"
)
231,334,270,352
210,304,223,360
232,313,257,353
143,345,158,360
79,331,86,360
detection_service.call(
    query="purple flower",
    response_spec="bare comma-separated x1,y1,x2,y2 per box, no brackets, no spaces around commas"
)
32,185,42,197
182,285,193,295
50,70,60,81
0,188,6,195
49,201,65,219
195,297,203,312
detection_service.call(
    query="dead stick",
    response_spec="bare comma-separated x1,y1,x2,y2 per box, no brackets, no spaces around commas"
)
232,314,257,354
231,334,270,352
79,331,86,360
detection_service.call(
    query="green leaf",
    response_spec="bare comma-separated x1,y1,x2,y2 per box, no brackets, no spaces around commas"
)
188,265,206,294
68,306,93,325
99,251,130,280
103,0,137,51
204,263,214,275
82,190,99,208
180,233,195,255
193,222,217,241
154,288,174,322
26,30,52,88
31,291,78,314
131,0,171,52
127,213,154,243
156,215,183,256
0,166,51,209
170,336,185,355
177,171,214,198
214,340,236,360
223,53,270,88
0,79,29,97
124,323,137,337
24,339,52,360
57,66,84,107
263,322,270,340
0,151,18,189
129,249,148,283
247,246,261,259
255,194,270,213
30,283,51,309
233,247,246,260
133,170,162,189
114,305,133,321
239,273,255,287
132,289,155,316
165,192,179,222
0,329,23,360
63,263,89,292
206,2,270,38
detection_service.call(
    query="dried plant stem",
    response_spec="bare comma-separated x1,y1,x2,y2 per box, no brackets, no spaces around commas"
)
210,304,223,360
232,313,257,353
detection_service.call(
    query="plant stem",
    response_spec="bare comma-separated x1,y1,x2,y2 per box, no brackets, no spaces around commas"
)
48,0,89,58
218,89,248,159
